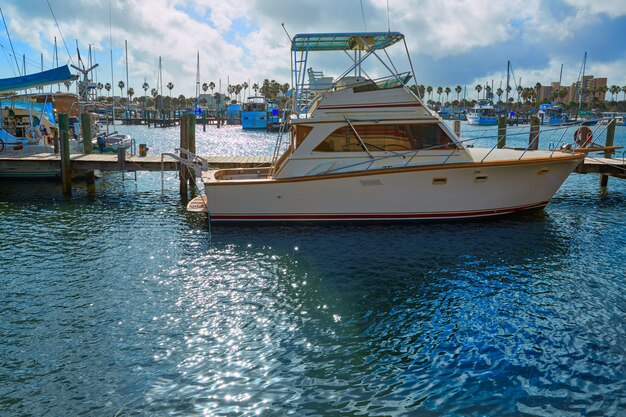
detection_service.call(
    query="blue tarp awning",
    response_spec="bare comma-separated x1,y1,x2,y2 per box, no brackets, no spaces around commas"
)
0,65,73,94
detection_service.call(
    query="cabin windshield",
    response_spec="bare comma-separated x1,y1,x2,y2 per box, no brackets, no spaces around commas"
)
313,123,457,152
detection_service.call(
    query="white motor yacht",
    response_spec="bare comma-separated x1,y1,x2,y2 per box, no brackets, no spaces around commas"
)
189,32,584,221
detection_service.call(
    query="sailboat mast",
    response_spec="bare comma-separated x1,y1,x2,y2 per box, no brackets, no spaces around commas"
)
109,0,115,130
195,51,200,113
125,39,129,117
578,51,587,113
505,60,510,111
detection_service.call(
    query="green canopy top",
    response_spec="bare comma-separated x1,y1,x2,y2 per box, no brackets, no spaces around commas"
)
292,32,404,52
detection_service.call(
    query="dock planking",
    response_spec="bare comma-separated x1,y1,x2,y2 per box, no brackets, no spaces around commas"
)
576,156,626,179
0,153,272,178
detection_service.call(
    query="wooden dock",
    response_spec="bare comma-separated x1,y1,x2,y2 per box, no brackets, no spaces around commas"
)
0,153,272,178
576,156,626,179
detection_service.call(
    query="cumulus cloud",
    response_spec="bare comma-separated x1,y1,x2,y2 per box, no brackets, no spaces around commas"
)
1,0,624,96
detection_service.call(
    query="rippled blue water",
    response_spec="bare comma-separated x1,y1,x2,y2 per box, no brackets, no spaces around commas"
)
1,123,625,416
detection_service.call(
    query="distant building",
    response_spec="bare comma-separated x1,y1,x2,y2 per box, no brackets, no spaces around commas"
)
566,75,607,103
537,76,608,104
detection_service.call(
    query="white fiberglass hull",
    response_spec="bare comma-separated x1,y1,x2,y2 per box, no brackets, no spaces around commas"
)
201,155,582,221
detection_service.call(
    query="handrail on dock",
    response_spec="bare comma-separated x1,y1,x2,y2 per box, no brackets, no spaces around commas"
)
160,148,209,179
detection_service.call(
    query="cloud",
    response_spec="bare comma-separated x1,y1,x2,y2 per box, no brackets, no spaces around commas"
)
561,0,626,18
1,0,625,97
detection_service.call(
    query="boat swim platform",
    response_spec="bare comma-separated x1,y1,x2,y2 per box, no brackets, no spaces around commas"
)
0,153,272,177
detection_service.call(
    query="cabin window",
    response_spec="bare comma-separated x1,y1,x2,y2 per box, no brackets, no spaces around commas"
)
292,125,313,149
313,123,456,152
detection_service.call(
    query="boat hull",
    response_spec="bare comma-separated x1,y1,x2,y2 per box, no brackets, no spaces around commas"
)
201,157,581,221
241,111,267,129
466,115,498,125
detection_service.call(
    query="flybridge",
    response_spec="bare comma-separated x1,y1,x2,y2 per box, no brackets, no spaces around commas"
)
291,32,404,52
290,32,416,116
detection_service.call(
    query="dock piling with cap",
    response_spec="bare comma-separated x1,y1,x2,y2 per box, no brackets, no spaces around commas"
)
497,115,507,149
59,113,71,195
529,115,540,150
600,119,616,187
80,112,96,193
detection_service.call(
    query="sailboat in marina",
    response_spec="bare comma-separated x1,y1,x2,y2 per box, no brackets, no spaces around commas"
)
0,65,82,155
188,31,584,222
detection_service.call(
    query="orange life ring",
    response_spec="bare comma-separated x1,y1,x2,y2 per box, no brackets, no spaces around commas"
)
574,126,593,147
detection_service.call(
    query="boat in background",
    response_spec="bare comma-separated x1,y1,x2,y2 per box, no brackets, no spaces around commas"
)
466,101,498,125
241,96,269,129
0,65,83,156
539,103,572,126
600,112,625,126
226,102,242,125
190,31,584,222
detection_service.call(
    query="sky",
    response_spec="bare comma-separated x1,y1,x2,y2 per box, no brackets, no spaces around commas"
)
1,0,625,99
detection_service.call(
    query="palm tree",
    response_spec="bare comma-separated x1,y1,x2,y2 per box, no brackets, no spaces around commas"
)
142,82,149,109
496,87,503,104
118,80,125,100
166,82,174,97
426,85,433,100
97,82,103,99
622,86,626,101
475,84,482,101
444,87,451,104
105,82,111,97
455,85,462,102
436,86,443,104
151,88,158,110
202,82,208,95
535,82,541,103
610,85,620,101
242,81,248,101
235,84,243,101
127,87,135,102
208,81,215,94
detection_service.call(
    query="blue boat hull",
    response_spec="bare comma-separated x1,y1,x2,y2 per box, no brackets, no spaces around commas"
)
241,111,267,129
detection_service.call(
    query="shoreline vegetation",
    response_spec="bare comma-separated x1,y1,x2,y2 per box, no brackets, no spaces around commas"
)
80,79,626,116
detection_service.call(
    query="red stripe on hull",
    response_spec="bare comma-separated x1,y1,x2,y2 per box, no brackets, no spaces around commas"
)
210,201,549,222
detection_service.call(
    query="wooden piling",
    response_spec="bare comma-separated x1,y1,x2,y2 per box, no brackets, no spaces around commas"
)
497,115,507,149
600,119,616,187
188,114,196,185
529,115,540,150
453,120,461,138
53,127,59,154
202,111,206,132
58,113,71,195
80,112,96,193
179,113,189,197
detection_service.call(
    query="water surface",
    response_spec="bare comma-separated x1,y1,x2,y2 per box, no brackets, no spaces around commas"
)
1,123,625,416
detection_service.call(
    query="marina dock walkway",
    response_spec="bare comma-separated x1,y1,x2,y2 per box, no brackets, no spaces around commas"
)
0,153,272,177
